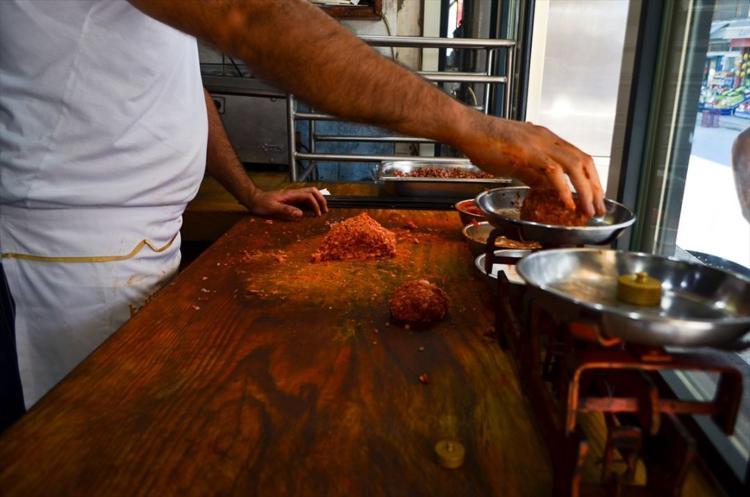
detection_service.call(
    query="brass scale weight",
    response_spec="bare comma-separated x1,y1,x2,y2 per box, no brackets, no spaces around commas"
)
617,271,662,307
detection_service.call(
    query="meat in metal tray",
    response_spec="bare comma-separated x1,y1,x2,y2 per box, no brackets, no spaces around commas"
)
377,160,514,198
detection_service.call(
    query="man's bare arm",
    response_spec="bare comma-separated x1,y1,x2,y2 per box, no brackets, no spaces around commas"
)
203,88,327,219
129,0,604,215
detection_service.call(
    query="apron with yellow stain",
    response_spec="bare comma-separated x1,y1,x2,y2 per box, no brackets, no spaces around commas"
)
0,207,186,406
0,1,207,406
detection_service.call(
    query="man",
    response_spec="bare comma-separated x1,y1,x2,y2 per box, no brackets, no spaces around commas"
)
0,0,605,426
732,127,750,223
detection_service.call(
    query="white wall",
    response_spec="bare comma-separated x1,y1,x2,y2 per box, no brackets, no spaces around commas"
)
422,0,442,71
342,0,398,44
395,0,423,70
526,0,631,187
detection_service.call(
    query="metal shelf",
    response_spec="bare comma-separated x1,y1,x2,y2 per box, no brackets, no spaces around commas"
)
287,35,516,182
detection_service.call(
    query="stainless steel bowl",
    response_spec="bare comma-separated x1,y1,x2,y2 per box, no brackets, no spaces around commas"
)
516,248,750,347
475,187,635,246
463,221,493,255
462,221,541,256
455,199,486,226
474,251,529,285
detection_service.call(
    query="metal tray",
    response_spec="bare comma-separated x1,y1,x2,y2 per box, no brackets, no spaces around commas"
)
475,187,635,246
517,248,750,347
377,161,513,198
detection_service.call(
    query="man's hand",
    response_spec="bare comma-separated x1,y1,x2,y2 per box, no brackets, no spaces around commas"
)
460,115,606,217
244,187,328,220
202,87,330,221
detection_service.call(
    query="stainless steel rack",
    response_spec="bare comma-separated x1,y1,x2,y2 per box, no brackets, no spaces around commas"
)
287,35,516,182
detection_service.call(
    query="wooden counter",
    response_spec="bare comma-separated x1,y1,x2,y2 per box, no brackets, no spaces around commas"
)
0,209,553,496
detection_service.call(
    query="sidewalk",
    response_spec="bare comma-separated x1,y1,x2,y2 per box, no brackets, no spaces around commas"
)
712,114,750,132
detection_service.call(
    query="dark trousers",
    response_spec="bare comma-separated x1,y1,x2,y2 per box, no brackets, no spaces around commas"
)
0,263,24,432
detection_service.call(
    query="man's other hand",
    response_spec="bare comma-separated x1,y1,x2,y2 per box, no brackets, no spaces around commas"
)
245,187,329,220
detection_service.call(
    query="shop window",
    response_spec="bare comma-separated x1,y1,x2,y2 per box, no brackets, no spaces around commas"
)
625,0,750,487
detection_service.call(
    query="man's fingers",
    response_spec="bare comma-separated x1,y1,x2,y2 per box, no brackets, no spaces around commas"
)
310,188,329,213
565,161,595,217
281,190,322,216
541,159,576,210
545,142,598,216
276,201,303,220
534,126,606,215
256,187,328,219
303,191,323,217
584,161,607,215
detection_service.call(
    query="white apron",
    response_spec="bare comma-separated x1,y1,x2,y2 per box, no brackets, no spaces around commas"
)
0,0,208,406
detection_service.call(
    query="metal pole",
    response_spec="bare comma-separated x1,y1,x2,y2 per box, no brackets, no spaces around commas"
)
423,73,507,83
310,117,316,181
360,35,515,49
313,135,436,143
484,48,495,114
504,47,514,119
418,72,508,83
294,112,339,121
298,162,317,182
287,95,297,182
295,153,471,163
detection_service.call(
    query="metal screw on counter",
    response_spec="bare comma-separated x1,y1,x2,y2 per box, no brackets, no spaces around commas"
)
434,440,465,469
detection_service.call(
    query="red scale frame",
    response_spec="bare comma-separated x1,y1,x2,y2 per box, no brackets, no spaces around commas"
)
484,229,744,497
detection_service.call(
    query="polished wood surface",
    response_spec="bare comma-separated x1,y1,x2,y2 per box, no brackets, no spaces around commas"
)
0,209,552,496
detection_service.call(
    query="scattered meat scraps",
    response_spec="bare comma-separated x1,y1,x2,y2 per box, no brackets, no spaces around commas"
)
520,189,591,227
389,279,449,325
311,213,397,263
240,249,288,264
392,167,494,179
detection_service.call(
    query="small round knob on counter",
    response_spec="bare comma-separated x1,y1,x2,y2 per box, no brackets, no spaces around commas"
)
435,440,465,469
617,271,662,306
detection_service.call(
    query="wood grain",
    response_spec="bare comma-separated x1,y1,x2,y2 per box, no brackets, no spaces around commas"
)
0,209,551,497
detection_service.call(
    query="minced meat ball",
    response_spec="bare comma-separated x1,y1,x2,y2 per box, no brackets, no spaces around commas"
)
520,189,591,227
389,280,449,325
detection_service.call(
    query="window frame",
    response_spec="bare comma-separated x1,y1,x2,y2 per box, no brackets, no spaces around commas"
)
610,0,750,493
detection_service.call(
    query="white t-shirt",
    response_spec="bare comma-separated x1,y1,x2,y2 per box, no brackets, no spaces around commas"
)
0,0,207,256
